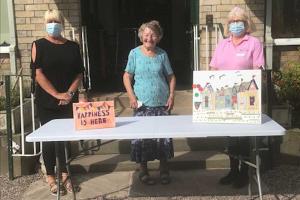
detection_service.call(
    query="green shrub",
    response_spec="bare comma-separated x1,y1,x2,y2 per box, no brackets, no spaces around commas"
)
273,61,300,110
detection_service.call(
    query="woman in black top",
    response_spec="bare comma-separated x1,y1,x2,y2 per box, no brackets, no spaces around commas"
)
31,9,84,195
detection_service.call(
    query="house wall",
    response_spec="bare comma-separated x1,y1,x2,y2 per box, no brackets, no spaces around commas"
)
11,0,299,81
273,46,300,70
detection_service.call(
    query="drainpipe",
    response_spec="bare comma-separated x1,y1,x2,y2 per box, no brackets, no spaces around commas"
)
265,0,273,117
7,0,17,75
265,0,273,70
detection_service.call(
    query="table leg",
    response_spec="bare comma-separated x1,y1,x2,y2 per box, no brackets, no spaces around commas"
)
55,142,61,200
255,137,263,200
248,137,253,198
64,141,76,199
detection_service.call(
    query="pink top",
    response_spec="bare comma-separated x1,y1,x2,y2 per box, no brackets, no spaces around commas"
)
210,34,265,70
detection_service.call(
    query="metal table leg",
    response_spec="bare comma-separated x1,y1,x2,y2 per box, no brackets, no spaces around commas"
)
248,139,253,198
254,137,263,200
64,141,76,199
247,136,263,200
55,142,61,200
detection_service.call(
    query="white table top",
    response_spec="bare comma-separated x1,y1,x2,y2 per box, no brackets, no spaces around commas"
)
26,114,286,142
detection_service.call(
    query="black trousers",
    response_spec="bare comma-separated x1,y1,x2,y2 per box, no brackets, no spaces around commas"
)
37,104,73,175
227,137,250,172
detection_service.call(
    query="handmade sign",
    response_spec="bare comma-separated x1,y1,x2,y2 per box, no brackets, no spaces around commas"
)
73,101,115,130
193,70,262,124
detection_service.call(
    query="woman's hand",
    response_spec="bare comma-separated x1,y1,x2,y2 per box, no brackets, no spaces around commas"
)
55,92,72,101
55,92,72,106
165,94,174,111
58,99,71,106
129,96,138,109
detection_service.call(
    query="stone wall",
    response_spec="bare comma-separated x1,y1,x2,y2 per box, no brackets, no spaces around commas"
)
199,0,265,70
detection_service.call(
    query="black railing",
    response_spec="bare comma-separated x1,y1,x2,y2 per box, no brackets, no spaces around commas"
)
4,75,14,180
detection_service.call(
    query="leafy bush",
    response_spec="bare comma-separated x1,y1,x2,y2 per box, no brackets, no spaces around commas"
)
273,61,300,110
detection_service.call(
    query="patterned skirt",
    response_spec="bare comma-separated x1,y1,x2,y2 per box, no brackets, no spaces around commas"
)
131,106,174,163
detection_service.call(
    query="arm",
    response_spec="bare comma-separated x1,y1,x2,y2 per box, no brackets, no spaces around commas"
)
31,42,70,102
166,74,176,111
35,69,71,102
252,39,265,69
67,73,83,94
58,73,83,105
123,72,138,109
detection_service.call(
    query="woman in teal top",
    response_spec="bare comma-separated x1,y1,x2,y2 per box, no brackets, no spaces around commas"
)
123,20,176,185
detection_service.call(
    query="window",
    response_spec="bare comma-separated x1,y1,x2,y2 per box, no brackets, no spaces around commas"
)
272,0,300,38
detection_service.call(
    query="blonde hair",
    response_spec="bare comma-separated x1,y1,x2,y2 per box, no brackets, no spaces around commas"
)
44,9,64,26
224,7,256,37
138,20,163,42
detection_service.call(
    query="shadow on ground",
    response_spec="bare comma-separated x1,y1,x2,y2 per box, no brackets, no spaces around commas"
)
129,169,262,197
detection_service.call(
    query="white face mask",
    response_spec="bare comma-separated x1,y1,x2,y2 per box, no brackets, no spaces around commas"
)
46,23,63,37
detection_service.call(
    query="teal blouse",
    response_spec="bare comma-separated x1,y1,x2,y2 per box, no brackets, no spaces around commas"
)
125,46,174,107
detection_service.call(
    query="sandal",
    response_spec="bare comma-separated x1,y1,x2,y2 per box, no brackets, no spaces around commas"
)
63,179,73,193
49,182,58,196
138,171,156,185
160,171,171,185
48,175,59,196
49,180,66,196
62,174,80,193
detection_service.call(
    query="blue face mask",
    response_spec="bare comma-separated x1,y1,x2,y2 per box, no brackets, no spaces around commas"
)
229,21,245,37
46,23,62,37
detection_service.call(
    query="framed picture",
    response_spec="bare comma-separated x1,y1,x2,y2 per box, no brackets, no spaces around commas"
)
193,70,262,124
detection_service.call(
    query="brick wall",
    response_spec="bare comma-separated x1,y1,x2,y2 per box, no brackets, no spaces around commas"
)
273,46,300,70
199,0,265,70
13,0,81,77
12,0,299,81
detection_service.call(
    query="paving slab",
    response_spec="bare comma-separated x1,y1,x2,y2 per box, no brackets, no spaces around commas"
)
23,169,267,200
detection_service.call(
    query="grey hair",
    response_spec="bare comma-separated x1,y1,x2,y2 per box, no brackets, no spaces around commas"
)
138,20,163,42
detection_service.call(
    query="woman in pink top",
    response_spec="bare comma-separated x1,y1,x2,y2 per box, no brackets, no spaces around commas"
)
210,7,265,188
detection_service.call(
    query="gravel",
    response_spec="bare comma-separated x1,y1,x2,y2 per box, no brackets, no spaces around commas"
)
0,172,43,200
0,165,300,200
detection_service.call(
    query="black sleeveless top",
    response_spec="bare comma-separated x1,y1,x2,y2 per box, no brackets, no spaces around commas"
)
31,38,84,109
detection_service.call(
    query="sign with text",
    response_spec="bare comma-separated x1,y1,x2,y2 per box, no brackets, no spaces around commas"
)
73,101,115,130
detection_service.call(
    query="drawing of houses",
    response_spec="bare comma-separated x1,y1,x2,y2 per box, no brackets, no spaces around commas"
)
232,83,239,110
193,70,262,124
202,83,215,110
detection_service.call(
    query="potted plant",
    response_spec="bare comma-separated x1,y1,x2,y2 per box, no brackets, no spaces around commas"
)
273,60,300,128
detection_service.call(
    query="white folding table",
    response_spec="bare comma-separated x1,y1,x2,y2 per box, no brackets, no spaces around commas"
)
26,114,286,200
